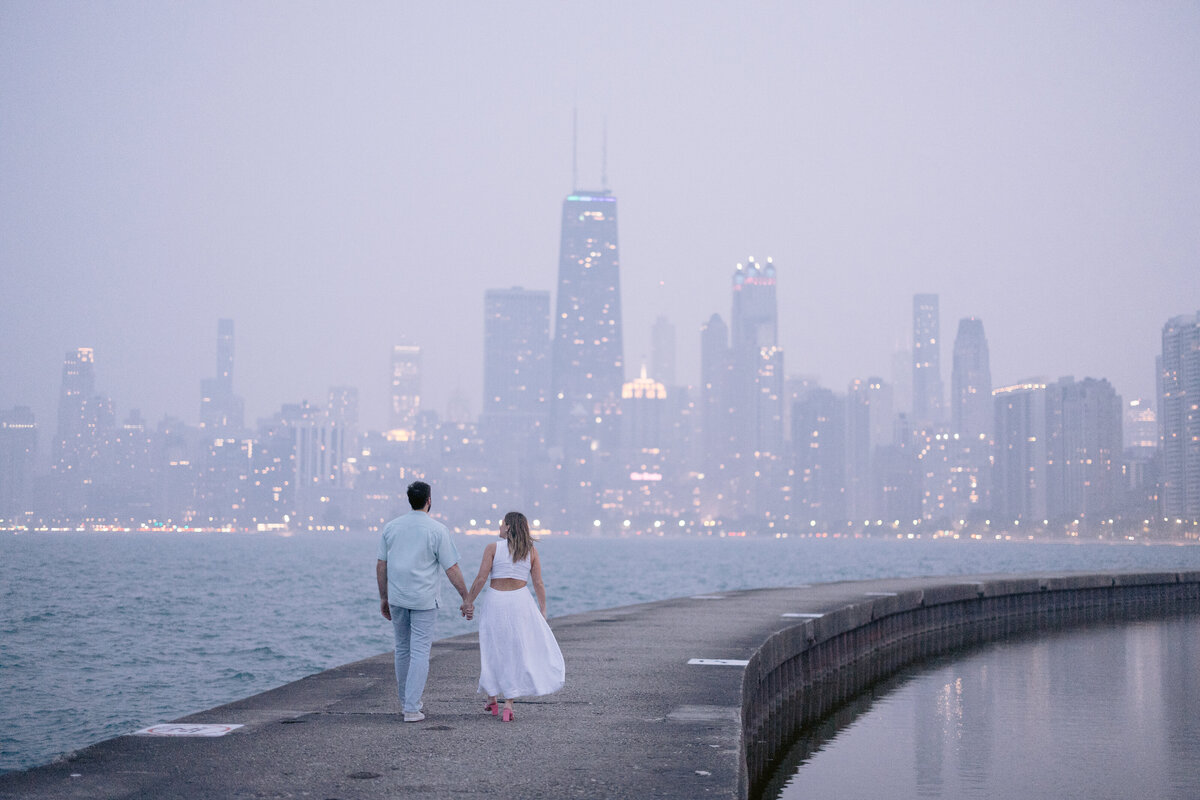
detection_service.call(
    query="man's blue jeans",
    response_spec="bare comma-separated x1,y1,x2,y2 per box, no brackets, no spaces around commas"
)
390,606,438,713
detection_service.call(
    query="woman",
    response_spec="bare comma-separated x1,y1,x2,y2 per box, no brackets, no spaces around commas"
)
465,511,565,721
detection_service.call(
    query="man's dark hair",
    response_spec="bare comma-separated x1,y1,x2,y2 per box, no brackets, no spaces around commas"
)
407,481,432,510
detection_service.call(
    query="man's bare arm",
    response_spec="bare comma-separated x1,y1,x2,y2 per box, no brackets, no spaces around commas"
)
376,560,391,620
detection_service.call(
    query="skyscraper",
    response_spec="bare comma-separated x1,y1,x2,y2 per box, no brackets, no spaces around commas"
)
0,407,37,523
1045,377,1123,525
993,381,1049,522
484,288,551,418
390,344,421,434
792,387,846,524
949,317,992,520
54,347,96,472
549,190,624,451
730,257,783,455
1159,311,1200,518
1123,399,1157,450
651,316,677,389
844,377,892,519
481,288,552,512
700,313,734,473
951,317,992,440
912,294,944,424
200,319,244,430
549,189,624,527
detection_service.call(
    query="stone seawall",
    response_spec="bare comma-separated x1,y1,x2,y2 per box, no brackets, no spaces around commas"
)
741,571,1200,796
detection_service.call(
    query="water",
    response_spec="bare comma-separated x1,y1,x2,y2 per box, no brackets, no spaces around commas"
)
767,616,1200,800
3,530,1200,774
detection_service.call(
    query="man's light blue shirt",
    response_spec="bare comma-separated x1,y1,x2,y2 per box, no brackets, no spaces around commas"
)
377,510,460,610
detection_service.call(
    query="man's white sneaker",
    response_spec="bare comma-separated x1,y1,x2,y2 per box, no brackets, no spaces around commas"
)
403,711,426,723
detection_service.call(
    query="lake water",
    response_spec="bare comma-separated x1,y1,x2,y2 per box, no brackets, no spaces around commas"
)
3,530,1200,774
766,616,1200,800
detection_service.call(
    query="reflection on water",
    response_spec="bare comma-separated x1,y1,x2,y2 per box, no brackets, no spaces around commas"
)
768,616,1200,800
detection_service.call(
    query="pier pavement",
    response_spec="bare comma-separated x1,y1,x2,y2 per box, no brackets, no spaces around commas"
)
3,571,1198,799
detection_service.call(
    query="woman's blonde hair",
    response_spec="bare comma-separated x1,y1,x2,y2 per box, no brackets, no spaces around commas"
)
503,511,534,562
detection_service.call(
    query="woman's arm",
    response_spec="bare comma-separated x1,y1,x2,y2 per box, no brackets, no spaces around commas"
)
466,543,496,605
530,547,547,617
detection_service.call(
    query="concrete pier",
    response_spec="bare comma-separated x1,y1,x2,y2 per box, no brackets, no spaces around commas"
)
3,570,1199,800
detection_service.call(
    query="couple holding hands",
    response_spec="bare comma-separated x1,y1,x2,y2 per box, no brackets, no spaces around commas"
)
375,481,565,723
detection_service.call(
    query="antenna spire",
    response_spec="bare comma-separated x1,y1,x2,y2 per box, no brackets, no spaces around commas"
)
601,117,609,190
572,108,578,192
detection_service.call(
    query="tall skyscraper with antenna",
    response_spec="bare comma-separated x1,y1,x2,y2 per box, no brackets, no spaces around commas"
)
549,127,624,526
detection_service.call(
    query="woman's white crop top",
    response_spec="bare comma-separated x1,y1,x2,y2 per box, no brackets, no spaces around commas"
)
490,539,532,581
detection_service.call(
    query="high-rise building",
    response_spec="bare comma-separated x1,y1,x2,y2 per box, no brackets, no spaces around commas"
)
390,344,422,434
949,317,992,521
912,294,944,424
1124,399,1157,450
792,387,846,524
0,407,37,523
621,366,668,452
54,347,95,470
993,381,1049,523
481,288,552,512
891,347,912,416
700,313,733,472
618,367,673,520
651,316,677,389
951,318,992,440
845,377,893,519
549,190,624,448
200,319,245,430
1045,377,1123,525
327,386,360,428
484,288,551,418
721,257,788,522
730,257,784,456
1122,398,1160,518
549,189,624,527
1159,312,1200,518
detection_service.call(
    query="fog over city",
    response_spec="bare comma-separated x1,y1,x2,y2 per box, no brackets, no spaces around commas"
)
4,2,1197,432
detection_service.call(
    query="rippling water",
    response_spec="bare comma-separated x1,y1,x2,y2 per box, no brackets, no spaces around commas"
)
3,530,1199,774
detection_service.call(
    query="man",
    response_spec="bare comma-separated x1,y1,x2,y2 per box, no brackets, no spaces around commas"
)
376,480,472,722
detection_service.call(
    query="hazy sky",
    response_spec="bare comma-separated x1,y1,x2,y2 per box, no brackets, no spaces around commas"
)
3,1,1198,433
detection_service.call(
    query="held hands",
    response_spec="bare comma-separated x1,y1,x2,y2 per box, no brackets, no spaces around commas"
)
460,601,474,620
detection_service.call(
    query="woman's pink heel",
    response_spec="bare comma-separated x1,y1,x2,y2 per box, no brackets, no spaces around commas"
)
501,708,514,722
484,701,499,716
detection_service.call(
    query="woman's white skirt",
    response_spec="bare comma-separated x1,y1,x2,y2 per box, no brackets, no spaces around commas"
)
477,588,565,699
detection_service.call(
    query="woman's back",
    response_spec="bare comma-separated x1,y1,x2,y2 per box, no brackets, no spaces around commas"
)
490,539,532,582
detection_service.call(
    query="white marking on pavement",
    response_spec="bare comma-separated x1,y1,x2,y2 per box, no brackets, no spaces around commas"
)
687,658,749,666
667,705,740,723
865,592,898,597
134,724,244,737
782,612,825,618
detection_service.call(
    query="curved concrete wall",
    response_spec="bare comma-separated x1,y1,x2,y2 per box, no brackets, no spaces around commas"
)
740,571,1200,797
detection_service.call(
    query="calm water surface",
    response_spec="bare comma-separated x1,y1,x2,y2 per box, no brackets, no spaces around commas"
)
3,530,1199,773
768,616,1200,800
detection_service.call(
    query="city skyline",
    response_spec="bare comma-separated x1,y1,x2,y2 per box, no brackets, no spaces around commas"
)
4,265,1190,533
3,3,1199,435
